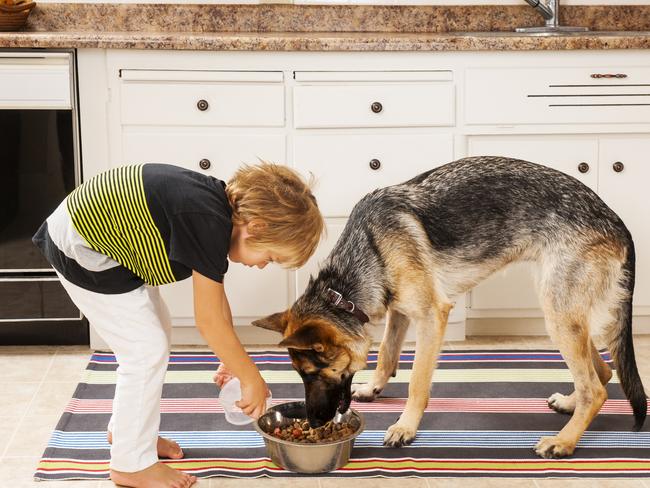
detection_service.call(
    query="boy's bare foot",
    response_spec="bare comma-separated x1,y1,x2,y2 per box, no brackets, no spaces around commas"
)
110,462,196,488
107,432,184,459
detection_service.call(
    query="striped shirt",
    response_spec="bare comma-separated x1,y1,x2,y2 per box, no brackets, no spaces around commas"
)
34,164,232,293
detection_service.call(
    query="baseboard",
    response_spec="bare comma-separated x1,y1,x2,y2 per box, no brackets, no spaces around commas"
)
466,316,650,336
89,316,650,349
1,319,89,345
89,320,466,349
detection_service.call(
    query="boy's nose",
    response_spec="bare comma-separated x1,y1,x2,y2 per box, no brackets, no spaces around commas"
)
257,262,268,269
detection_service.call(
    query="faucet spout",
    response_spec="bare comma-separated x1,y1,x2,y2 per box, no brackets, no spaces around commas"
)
523,0,554,20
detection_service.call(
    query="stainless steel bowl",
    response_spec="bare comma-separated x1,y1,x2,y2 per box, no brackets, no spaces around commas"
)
254,401,365,473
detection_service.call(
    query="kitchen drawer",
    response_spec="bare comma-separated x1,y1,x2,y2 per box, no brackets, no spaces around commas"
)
0,52,71,109
122,129,286,180
465,66,650,125
120,70,285,127
0,278,80,321
293,133,454,217
293,71,455,128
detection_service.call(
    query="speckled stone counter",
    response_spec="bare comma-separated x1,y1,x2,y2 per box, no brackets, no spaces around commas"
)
1,3,649,51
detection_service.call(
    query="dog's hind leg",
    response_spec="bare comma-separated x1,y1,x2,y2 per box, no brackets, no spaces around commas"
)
534,252,611,458
548,340,612,415
352,310,409,402
383,303,452,447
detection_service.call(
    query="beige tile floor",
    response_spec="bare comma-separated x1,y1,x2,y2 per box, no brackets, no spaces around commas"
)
1,335,649,487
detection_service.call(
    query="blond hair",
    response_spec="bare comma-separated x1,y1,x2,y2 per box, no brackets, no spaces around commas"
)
226,162,324,269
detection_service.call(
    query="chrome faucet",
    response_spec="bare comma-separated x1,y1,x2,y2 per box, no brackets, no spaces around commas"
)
517,0,589,33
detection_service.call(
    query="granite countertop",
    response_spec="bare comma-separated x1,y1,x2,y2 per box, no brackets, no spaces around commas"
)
1,4,650,51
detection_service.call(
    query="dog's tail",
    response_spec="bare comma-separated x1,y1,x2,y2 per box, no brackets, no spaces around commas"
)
607,234,647,431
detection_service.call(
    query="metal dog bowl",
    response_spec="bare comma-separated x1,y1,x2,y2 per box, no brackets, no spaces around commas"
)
254,401,364,473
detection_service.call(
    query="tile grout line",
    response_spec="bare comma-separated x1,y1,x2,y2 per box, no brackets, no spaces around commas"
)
0,346,58,464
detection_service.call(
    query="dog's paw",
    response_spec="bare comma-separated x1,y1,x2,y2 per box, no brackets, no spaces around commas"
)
547,392,576,415
534,435,576,459
383,424,416,447
351,383,382,402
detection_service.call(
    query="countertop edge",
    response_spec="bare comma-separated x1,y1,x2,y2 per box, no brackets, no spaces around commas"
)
2,32,650,51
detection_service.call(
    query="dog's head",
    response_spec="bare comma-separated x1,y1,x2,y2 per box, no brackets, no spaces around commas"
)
253,310,369,427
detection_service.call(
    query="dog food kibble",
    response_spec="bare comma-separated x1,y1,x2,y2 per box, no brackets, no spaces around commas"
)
269,420,356,443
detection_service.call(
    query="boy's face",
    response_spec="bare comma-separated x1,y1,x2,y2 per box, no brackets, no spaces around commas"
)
229,223,280,269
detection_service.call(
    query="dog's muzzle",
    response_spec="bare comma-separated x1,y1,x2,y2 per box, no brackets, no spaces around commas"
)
303,374,355,428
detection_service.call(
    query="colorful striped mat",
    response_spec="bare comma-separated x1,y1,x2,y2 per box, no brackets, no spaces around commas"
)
35,350,650,479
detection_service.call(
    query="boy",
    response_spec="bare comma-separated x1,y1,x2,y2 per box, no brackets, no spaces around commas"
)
33,162,324,488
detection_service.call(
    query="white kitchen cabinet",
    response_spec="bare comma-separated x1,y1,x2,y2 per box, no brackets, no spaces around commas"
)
121,130,286,179
293,133,454,217
466,134,599,315
76,49,650,343
598,136,650,309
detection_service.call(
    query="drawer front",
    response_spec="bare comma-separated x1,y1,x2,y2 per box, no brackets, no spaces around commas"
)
122,130,286,181
293,133,454,217
465,67,650,125
0,53,71,109
120,70,285,127
0,278,80,321
293,83,455,129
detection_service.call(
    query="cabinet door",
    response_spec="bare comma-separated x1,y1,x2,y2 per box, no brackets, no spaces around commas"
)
599,136,650,309
121,130,290,324
466,135,598,314
294,133,454,217
122,129,286,180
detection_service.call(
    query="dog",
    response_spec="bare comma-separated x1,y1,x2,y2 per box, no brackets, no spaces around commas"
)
252,156,647,459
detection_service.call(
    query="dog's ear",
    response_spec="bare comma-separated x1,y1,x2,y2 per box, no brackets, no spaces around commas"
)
279,325,325,353
252,312,287,333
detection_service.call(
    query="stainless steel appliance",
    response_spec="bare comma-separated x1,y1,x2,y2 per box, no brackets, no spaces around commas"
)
0,49,87,344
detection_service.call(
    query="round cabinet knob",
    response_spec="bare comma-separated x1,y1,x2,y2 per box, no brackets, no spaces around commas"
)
577,162,590,174
613,161,625,173
369,159,381,170
197,99,209,111
370,101,383,113
199,159,211,170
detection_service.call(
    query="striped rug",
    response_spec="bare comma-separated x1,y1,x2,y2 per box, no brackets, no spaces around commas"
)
35,350,650,480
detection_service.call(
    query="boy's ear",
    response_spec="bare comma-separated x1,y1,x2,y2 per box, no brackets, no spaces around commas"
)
252,311,287,333
278,325,325,353
247,219,267,235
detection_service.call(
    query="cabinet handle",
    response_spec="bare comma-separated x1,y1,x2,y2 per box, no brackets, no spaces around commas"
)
197,99,209,111
577,162,590,174
590,73,628,79
612,161,625,173
370,101,383,113
369,159,381,170
199,159,211,170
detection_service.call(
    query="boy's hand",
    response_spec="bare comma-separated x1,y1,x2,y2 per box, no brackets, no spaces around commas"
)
214,363,234,388
237,375,271,420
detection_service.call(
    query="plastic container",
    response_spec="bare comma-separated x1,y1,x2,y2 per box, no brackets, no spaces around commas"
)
218,377,272,426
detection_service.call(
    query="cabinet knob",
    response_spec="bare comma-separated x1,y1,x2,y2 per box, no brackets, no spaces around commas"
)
613,161,625,173
199,158,211,170
370,101,383,114
197,99,209,111
577,162,590,174
369,159,381,170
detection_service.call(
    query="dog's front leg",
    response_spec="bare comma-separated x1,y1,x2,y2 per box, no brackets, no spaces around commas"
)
384,304,451,447
353,310,409,402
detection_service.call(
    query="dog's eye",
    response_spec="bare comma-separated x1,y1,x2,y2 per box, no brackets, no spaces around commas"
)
331,368,337,372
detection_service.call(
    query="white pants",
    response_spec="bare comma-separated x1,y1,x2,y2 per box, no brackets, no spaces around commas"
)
56,271,171,473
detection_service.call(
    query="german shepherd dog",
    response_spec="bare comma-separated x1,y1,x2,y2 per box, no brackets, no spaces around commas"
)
253,156,647,458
